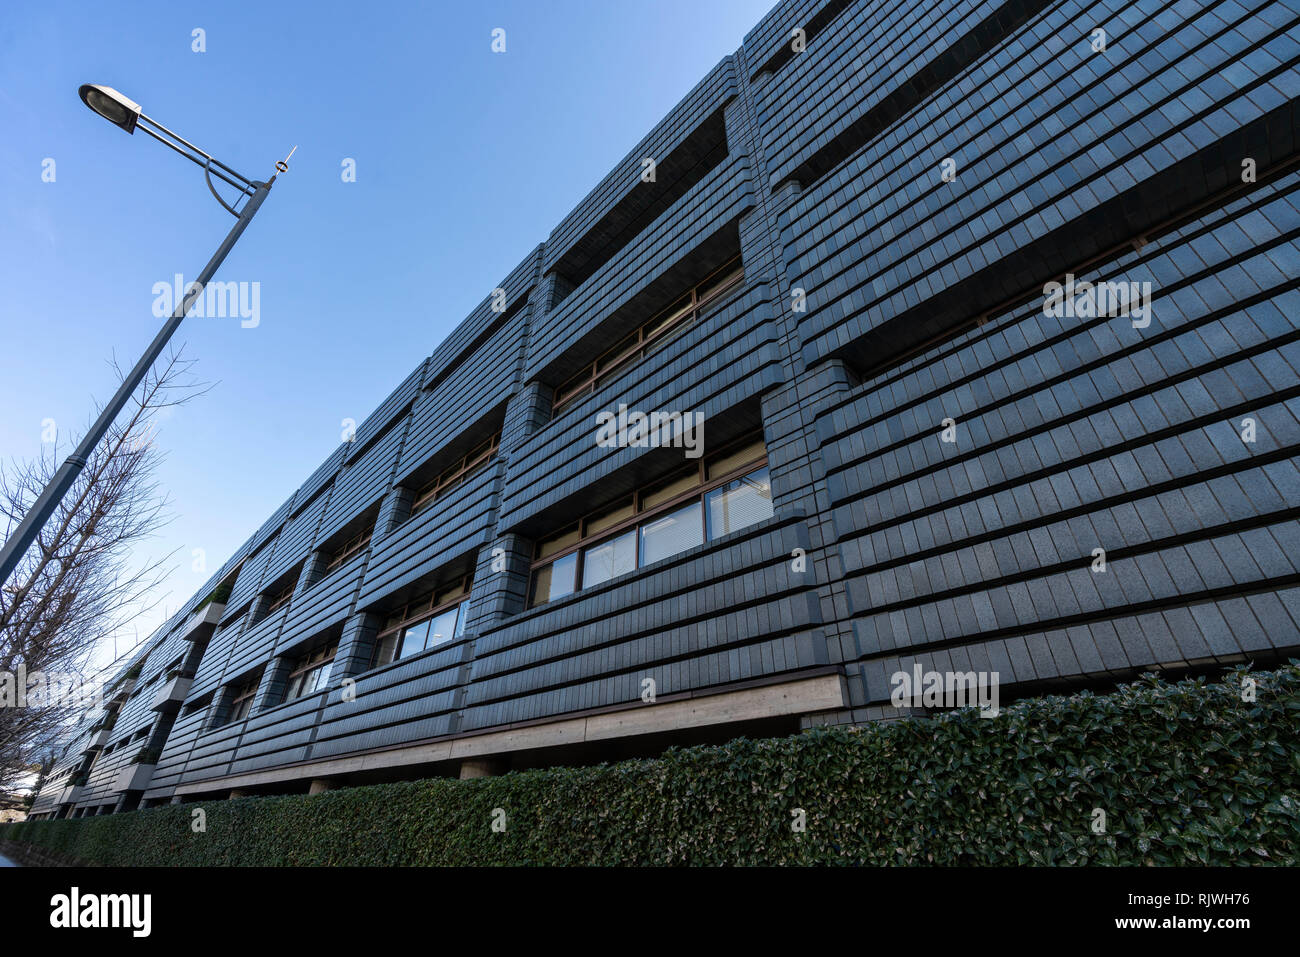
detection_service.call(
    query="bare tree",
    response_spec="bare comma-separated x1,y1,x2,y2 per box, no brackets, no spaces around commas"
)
0,349,207,800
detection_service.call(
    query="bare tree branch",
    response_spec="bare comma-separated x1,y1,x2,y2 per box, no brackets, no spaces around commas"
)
0,347,209,799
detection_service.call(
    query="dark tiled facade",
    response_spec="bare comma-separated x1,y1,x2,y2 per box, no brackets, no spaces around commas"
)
31,0,1300,817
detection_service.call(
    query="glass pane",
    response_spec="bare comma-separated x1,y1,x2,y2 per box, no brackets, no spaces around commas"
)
454,605,467,639
697,263,743,305
537,525,581,559
553,380,588,413
643,315,695,357
529,565,552,606
398,619,430,659
640,469,699,510
645,294,692,339
456,456,489,486
581,531,637,589
595,332,639,372
706,467,773,539
435,581,468,605
639,502,703,566
465,437,493,462
550,552,578,600
373,633,398,668
426,608,459,647
315,661,332,689
585,499,634,536
530,552,577,605
707,440,766,480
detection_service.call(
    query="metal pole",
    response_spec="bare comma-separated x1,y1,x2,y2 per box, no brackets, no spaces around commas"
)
0,178,275,585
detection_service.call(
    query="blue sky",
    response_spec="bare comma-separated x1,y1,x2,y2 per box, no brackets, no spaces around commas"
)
0,0,775,671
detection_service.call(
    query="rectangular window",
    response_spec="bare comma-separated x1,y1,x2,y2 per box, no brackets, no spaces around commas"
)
262,567,301,618
526,435,772,607
705,466,773,539
552,256,744,417
227,673,261,723
581,530,636,589
323,525,372,573
410,433,500,517
370,576,472,669
528,552,577,606
284,643,337,702
639,501,704,566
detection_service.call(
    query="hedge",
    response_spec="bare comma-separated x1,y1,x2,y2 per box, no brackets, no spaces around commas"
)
5,663,1299,865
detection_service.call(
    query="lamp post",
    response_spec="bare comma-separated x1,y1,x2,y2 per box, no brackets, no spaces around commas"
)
0,85,290,585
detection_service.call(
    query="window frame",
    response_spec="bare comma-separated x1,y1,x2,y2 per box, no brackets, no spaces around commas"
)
323,524,373,573
409,433,501,517
227,674,261,723
551,256,745,417
527,435,770,607
262,573,299,617
370,575,473,669
283,642,338,703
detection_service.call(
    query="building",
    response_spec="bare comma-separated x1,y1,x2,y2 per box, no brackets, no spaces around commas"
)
29,0,1300,818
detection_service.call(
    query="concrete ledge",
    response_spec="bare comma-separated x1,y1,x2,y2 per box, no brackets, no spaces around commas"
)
174,672,846,797
151,675,193,712
180,602,225,640
107,678,136,706
114,763,156,793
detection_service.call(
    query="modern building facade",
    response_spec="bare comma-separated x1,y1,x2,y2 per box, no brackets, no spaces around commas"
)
30,0,1300,817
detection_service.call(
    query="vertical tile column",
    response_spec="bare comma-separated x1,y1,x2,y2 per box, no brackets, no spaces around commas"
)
728,55,862,718
331,611,385,681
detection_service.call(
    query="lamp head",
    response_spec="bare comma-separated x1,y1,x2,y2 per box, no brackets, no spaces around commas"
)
78,84,142,134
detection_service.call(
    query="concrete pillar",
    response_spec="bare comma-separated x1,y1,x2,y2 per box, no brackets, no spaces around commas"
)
251,655,293,713
332,611,384,681
459,758,505,779
500,379,552,451
244,594,271,627
297,551,330,592
308,779,339,795
461,535,533,633
375,485,415,539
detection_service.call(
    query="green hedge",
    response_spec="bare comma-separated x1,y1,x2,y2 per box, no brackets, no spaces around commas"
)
5,664,1299,865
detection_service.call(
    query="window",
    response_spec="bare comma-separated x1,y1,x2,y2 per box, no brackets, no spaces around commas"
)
284,642,337,702
371,577,471,668
323,524,372,573
226,673,261,723
527,436,772,607
551,256,744,417
410,433,500,517
263,574,298,617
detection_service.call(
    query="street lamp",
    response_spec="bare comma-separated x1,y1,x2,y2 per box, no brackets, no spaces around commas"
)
0,85,292,585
